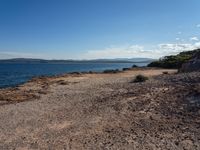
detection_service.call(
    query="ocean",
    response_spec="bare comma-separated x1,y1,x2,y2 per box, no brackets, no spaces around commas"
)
0,62,147,88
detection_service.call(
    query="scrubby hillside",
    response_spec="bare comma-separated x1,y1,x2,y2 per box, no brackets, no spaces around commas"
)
148,49,200,69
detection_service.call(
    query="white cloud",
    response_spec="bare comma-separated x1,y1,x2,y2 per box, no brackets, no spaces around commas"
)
82,45,154,59
190,37,199,41
175,38,180,41
158,43,196,54
155,43,200,56
2,41,200,60
82,42,200,59
194,42,200,47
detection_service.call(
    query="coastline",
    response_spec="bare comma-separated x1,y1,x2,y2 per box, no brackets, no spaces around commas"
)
0,67,175,105
0,63,147,89
0,66,148,90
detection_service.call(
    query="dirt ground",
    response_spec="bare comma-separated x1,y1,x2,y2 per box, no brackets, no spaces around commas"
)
0,68,200,150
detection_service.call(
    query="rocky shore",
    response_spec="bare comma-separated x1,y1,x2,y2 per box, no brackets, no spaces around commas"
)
0,68,200,149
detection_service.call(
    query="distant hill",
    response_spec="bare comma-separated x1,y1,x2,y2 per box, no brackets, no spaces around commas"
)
148,49,200,69
0,58,155,64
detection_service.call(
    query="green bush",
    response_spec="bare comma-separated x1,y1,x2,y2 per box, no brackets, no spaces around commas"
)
103,69,120,73
162,71,169,74
122,68,130,71
132,64,138,68
132,75,148,83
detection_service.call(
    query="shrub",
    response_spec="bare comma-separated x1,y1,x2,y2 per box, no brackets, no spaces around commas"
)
70,72,81,75
132,64,138,68
103,69,120,73
89,71,94,74
132,75,148,83
162,71,169,74
163,71,169,74
122,68,130,71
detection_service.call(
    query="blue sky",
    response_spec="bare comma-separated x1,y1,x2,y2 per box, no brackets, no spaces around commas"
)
0,0,200,59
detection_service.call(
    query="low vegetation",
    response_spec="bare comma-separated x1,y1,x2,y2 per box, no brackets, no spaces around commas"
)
132,74,149,83
148,49,200,69
103,69,120,73
162,71,169,74
122,68,131,71
132,64,138,68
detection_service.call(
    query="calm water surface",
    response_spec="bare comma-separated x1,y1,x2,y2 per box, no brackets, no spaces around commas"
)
0,63,147,88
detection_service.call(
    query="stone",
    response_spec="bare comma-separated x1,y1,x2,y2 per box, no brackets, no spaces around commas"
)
180,50,200,72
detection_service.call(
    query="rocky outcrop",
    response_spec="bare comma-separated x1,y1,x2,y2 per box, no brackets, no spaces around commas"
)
180,50,200,72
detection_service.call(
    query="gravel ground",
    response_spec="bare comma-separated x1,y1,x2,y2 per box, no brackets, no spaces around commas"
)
0,68,200,150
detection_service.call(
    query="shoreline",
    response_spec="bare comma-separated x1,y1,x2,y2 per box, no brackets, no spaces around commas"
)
0,66,157,90
0,67,176,105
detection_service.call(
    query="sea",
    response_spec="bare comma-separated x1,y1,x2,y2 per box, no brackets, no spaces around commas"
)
0,62,147,88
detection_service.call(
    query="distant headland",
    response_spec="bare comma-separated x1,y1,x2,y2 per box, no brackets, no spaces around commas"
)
0,58,155,64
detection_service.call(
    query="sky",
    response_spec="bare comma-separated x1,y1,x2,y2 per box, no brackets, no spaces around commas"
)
0,0,200,59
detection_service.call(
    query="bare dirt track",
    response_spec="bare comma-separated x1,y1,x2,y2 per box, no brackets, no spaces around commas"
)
0,68,200,150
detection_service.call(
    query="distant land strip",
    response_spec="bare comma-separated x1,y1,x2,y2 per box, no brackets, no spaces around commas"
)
0,58,155,64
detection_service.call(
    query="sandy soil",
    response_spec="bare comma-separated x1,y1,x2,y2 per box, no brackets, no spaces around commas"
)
0,68,200,149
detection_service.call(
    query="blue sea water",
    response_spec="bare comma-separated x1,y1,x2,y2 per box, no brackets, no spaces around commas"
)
0,63,147,88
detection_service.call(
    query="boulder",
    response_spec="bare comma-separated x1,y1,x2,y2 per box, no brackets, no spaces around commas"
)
180,50,200,72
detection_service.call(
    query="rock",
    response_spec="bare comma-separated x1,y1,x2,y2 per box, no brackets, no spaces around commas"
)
180,50,200,72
